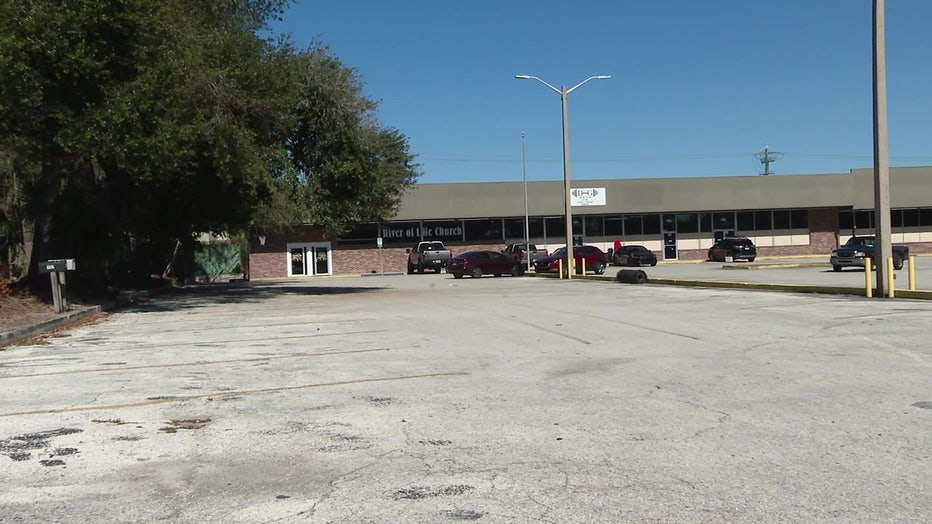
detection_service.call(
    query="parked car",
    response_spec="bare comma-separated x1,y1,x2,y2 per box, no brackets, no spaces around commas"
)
708,237,757,262
612,245,658,267
448,251,525,279
502,242,548,265
830,236,909,271
534,245,608,275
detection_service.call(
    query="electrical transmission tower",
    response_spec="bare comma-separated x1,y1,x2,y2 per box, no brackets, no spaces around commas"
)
755,145,783,175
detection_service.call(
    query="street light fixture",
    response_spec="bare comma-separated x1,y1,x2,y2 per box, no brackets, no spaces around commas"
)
515,74,611,278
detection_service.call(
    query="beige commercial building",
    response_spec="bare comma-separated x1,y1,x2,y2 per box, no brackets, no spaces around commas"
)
249,166,932,278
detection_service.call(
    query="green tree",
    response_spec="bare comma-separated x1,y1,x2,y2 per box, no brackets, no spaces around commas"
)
0,1,418,291
258,46,419,236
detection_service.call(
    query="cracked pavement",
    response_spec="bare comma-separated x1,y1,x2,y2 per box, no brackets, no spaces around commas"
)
0,275,930,523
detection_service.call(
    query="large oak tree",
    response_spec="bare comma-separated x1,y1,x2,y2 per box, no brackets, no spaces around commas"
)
0,0,418,290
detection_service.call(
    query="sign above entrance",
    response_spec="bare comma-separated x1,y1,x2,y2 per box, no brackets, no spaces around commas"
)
571,188,606,207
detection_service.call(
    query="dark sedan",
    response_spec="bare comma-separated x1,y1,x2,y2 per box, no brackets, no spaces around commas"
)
612,245,658,267
448,251,525,279
534,245,608,275
708,237,757,262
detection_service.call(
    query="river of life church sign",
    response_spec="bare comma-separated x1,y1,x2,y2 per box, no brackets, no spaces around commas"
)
379,221,464,244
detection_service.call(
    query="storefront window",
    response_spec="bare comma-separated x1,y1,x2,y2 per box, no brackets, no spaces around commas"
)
854,210,873,229
773,210,791,229
584,216,604,237
790,209,809,229
504,217,544,240
622,215,642,236
605,217,624,236
464,219,502,241
337,223,379,246
755,211,773,231
713,212,734,230
919,208,932,227
676,213,699,234
901,208,919,227
545,217,566,239
643,215,661,235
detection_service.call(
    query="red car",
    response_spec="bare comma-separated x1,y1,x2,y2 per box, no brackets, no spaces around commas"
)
448,251,526,279
533,245,608,275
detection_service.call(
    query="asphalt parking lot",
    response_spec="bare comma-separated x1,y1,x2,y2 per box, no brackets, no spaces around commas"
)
1,269,930,523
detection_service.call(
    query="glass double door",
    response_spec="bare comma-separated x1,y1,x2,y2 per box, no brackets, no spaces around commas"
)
288,243,331,276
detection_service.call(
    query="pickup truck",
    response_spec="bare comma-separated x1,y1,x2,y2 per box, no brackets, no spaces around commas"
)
830,236,909,272
406,241,452,274
502,243,548,265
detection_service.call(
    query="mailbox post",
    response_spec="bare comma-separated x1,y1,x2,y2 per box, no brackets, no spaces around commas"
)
38,259,75,313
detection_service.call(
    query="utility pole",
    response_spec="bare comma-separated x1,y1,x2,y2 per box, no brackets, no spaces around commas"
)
756,145,783,175
873,0,892,297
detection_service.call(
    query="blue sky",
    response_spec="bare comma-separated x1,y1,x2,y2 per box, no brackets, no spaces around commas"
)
269,1,932,185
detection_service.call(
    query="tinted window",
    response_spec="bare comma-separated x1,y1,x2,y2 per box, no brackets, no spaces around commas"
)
754,211,772,230
605,217,624,236
584,216,604,237
622,215,642,236
790,209,809,229
677,213,699,234
838,210,854,230
773,210,791,229
643,215,661,235
854,210,873,229
464,219,502,241
713,212,734,230
919,208,932,227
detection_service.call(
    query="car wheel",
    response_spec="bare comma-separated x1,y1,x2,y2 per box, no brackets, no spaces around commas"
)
510,265,524,277
470,267,482,278
453,273,463,279
893,255,904,270
650,260,657,267
747,257,755,262
594,261,606,275
494,273,502,277
832,264,842,272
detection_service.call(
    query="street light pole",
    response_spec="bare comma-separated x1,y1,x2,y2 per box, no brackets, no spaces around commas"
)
515,74,611,279
522,131,531,273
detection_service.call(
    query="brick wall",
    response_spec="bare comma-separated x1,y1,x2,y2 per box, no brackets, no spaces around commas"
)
248,211,932,277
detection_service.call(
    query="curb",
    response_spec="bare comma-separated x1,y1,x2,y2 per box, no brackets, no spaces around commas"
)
0,289,158,348
529,271,932,300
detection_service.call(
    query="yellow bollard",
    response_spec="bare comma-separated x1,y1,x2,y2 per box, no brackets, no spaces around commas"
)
887,258,895,298
581,258,586,275
865,260,872,298
558,259,563,279
909,255,916,291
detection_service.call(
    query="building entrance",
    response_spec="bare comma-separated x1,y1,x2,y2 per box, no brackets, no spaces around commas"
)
287,243,331,276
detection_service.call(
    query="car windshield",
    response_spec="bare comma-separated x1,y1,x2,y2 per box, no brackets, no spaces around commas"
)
551,247,567,256
843,237,874,248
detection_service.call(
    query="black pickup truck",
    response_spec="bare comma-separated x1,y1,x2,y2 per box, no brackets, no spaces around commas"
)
830,236,909,272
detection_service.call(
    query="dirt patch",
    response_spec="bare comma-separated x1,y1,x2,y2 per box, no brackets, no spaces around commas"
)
0,293,57,330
